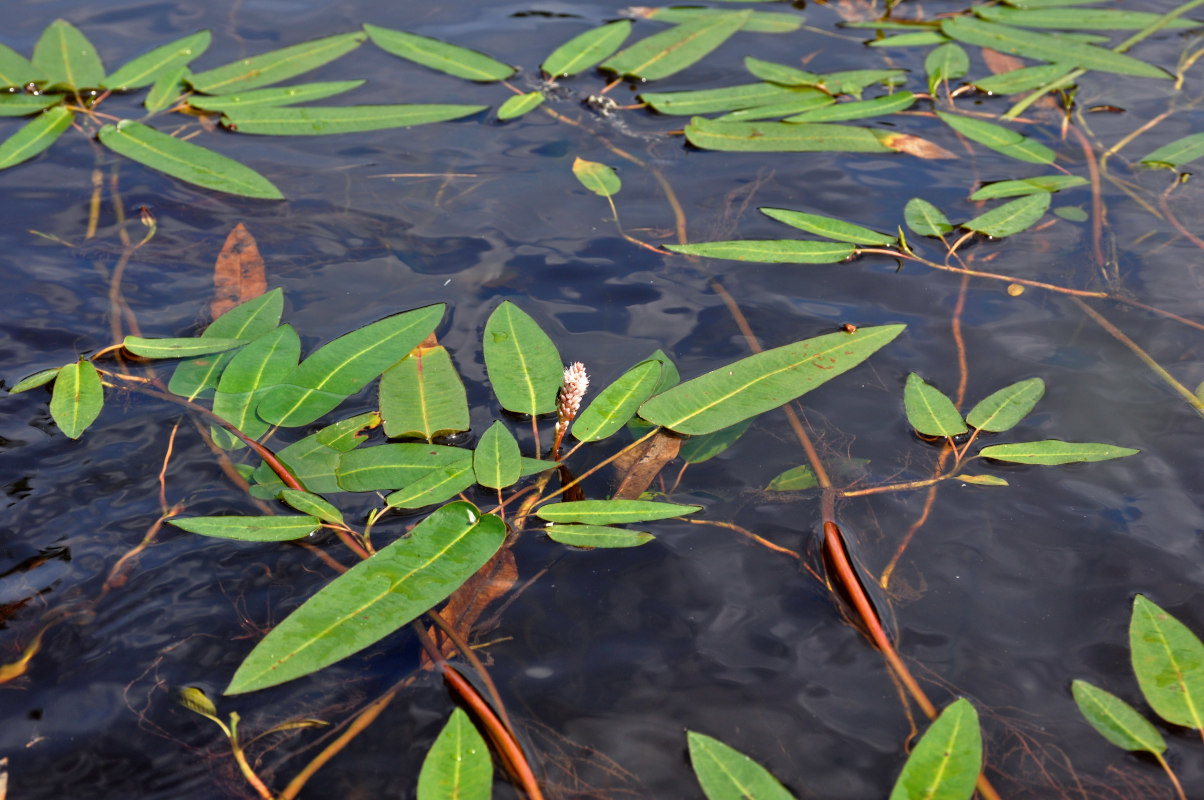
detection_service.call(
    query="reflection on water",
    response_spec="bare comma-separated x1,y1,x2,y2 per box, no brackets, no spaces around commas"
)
3,1,1204,798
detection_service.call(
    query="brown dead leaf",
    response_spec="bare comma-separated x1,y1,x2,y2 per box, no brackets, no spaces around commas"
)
981,48,1025,77
881,133,956,160
422,547,518,666
612,430,682,499
211,223,267,321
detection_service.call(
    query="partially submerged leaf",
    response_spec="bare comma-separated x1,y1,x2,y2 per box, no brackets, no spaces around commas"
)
966,378,1044,431
211,223,267,320
601,12,751,81
417,708,493,800
1072,680,1166,754
545,524,654,548
189,32,366,93
666,240,855,263
760,208,896,245
766,465,818,491
32,19,105,90
889,698,982,800
679,420,750,463
572,157,621,198
222,104,486,135
497,92,545,120
103,31,210,90
537,499,700,524
1130,595,1204,730
543,20,632,77
169,515,321,541
688,731,796,800
978,440,1138,464
961,193,1052,237
49,360,103,439
364,24,514,82
955,473,1009,486
904,373,967,437
226,501,504,694
0,107,73,170
9,367,61,394
483,301,562,416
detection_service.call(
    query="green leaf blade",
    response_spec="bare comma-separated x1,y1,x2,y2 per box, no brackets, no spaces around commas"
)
48,360,103,439
572,157,621,198
936,111,1055,165
338,444,472,493
0,106,73,170
124,335,245,358
474,421,522,490
190,32,366,94
889,698,982,800
966,378,1044,432
10,367,61,393
277,489,344,525
601,12,751,81
687,731,796,800
483,301,563,416
666,240,855,263
226,502,505,694
187,80,365,111
1130,595,1204,730
32,19,105,90
380,345,469,441
904,198,954,237
169,515,321,541
222,104,485,135
364,24,514,81
760,207,895,245
0,94,65,117
685,118,894,153
103,30,211,90
970,175,1087,200
904,373,967,437
782,91,914,123
169,289,284,399
417,708,493,800
544,524,654,549
211,325,301,444
926,43,969,92
537,499,700,524
543,20,632,77
1141,132,1204,169
1072,680,1166,754
573,360,662,442
497,92,545,120
384,462,476,510
0,43,44,88
962,193,1052,237
979,440,1138,464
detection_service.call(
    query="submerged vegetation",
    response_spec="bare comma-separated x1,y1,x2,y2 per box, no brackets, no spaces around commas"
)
4,0,1204,797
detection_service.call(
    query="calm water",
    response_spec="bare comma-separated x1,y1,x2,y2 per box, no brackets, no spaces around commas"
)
3,1,1204,798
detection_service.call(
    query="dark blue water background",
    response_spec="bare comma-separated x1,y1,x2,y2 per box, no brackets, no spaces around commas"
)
2,1,1204,797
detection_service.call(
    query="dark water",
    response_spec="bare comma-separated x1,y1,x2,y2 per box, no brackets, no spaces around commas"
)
3,1,1204,798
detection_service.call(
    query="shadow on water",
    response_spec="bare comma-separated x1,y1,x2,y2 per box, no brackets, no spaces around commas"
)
3,1,1204,798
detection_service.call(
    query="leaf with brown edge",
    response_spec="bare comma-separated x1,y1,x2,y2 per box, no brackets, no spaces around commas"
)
212,223,267,320
880,133,956,160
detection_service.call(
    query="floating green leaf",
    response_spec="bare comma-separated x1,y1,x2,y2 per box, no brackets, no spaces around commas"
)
188,80,365,110
338,444,471,492
277,489,344,525
474,421,521,490
103,31,210,90
979,440,1138,464
940,16,1170,79
680,420,751,463
966,378,1044,432
1130,594,1204,730
537,499,700,524
970,175,1087,200
144,66,188,113
545,524,654,548
169,515,321,541
815,69,909,96
124,335,245,358
49,360,103,439
363,24,514,81
483,301,562,416
665,240,855,263
973,63,1077,94
222,104,485,135
716,95,835,123
0,106,73,170
573,360,662,442
904,197,954,236
32,19,105,90
640,326,904,435
380,344,469,441
384,461,476,510
417,708,492,800
0,44,43,88
542,20,632,77
0,94,64,117
783,91,914,123
226,501,504,694
169,289,284,399
760,208,896,245
766,465,818,492
687,731,796,800
9,367,60,393
905,373,967,437
572,157,621,198
977,6,1201,31
211,325,301,446
641,83,823,116
1141,132,1204,169
685,118,894,153
744,57,819,86
1072,680,1166,754
257,303,445,427
250,412,377,496
640,7,803,34
870,31,953,47
190,32,366,93
890,698,982,800
98,120,283,199
497,92,545,120
962,193,1051,237
926,43,968,92
936,111,1055,164
601,12,751,81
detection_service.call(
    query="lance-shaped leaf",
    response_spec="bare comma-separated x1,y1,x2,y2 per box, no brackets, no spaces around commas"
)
937,111,1054,164
783,91,915,123
211,325,301,446
642,83,824,116
49,360,103,439
226,501,505,694
870,31,952,47
188,80,366,111
1130,594,1204,730
169,288,283,399
601,12,751,81
32,19,105,90
979,440,1138,464
98,120,282,199
716,94,835,123
537,499,699,524
760,208,895,246
970,175,1087,200
1072,680,1166,755
666,240,854,263
680,420,750,463
940,16,1169,79
977,6,1201,31
277,489,343,525
10,367,61,394
905,373,967,437
385,461,476,510
0,44,43,88
687,731,796,800
189,32,365,94
222,104,485,135
474,421,521,490
103,31,210,90
573,359,662,442
124,336,244,358
364,24,514,81
926,43,968,92
418,708,492,800
380,344,469,440
257,303,445,427
963,193,1051,237
744,57,820,85
955,474,1008,486
890,698,982,800
542,20,632,77
144,66,189,113
966,378,1044,432
817,69,909,96
974,62,1078,95
483,301,562,416
0,94,64,117
250,412,378,496
497,92,545,120
338,444,472,492
170,515,321,541
685,118,894,153
545,524,654,549
640,325,905,435
0,106,73,170
1141,132,1204,169
572,157,620,198
905,197,953,236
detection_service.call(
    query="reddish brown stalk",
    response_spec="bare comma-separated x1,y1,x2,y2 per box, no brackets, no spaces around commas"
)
1068,123,1107,276
426,609,519,743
